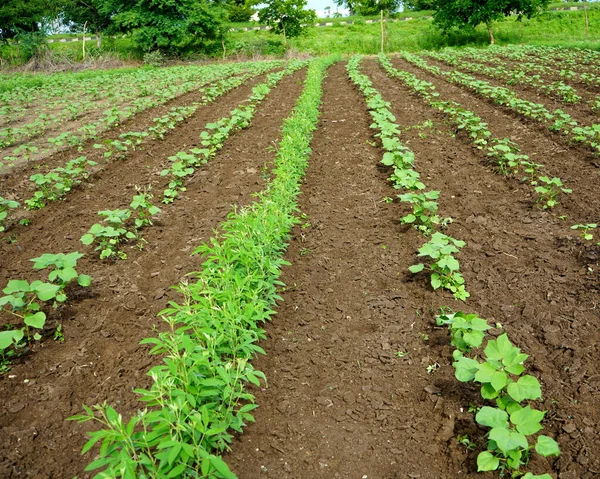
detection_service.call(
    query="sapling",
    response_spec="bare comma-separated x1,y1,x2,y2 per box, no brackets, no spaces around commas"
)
130,188,161,230
81,209,137,260
398,190,450,235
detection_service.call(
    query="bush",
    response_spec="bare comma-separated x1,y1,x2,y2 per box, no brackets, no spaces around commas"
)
143,50,165,67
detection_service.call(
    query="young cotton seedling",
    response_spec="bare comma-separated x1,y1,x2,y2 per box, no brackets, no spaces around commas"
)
535,176,571,209
30,251,92,299
571,223,597,241
398,190,450,236
81,210,136,260
0,197,19,232
409,232,469,301
438,312,560,477
130,188,161,230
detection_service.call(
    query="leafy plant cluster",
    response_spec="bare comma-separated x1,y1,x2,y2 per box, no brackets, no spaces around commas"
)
160,59,309,204
70,55,339,479
80,190,161,260
402,51,600,156
24,156,97,210
347,55,469,301
380,53,572,210
437,311,560,477
0,251,91,358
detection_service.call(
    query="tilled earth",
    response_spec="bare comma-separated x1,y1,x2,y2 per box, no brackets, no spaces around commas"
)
1,58,599,479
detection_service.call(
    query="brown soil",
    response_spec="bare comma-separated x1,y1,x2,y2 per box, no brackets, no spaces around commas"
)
0,68,305,479
225,61,600,478
1,59,599,479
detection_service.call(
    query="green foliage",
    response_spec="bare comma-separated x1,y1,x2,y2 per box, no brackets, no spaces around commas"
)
80,209,137,260
71,55,339,479
433,0,552,42
398,190,451,235
0,250,91,357
534,176,571,209
30,251,92,292
259,0,316,43
0,197,19,232
409,232,469,301
437,311,559,476
0,0,50,41
109,0,228,53
571,223,597,241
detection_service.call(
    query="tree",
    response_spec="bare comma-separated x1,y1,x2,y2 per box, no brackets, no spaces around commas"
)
404,0,435,11
431,0,552,44
259,0,316,45
226,0,259,23
105,0,227,53
0,0,52,41
62,0,113,47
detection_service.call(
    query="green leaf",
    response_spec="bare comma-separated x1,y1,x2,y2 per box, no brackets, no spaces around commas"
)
408,263,425,273
510,406,545,435
3,279,31,294
522,474,553,479
209,455,236,478
507,375,542,402
24,311,46,329
0,329,24,350
453,355,479,382
78,274,92,287
80,233,94,245
489,427,528,454
535,435,560,457
34,282,60,301
167,463,187,478
477,451,500,472
475,406,508,429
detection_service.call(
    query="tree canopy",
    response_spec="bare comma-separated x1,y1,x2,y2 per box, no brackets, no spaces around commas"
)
259,0,316,44
334,0,402,16
0,0,52,40
432,0,552,43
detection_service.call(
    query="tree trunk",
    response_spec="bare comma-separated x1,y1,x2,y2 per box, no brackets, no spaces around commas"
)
282,22,286,47
380,9,384,53
221,33,226,60
385,9,389,48
487,22,495,45
584,0,589,37
82,22,87,60
96,31,102,48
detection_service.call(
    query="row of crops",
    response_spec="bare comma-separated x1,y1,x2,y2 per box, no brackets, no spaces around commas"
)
0,44,598,478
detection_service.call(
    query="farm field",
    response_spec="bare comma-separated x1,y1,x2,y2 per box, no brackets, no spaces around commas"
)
0,46,598,479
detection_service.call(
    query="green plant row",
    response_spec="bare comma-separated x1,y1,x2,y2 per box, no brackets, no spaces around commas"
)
402,52,600,156
69,54,339,479
437,311,559,477
159,59,309,205
0,64,241,149
426,50,583,105
1,61,281,167
349,56,559,478
0,67,276,231
379,54,571,210
93,66,274,161
346,55,469,302
482,44,600,79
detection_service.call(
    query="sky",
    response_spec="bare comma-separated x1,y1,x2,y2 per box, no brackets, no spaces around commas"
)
306,0,350,16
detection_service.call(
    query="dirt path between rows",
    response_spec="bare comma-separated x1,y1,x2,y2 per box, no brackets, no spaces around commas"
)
0,69,305,479
225,60,600,478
